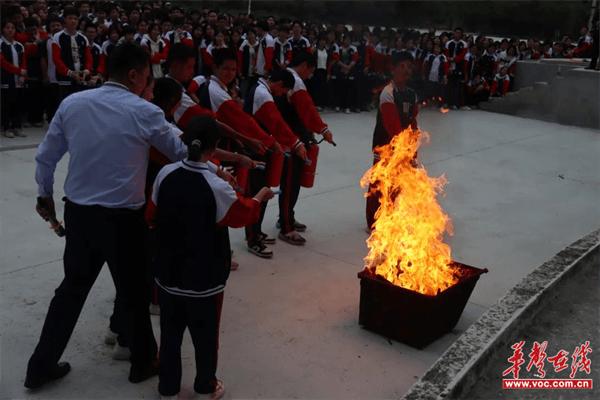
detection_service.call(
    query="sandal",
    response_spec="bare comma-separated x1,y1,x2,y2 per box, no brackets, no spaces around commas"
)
247,243,273,258
278,231,306,246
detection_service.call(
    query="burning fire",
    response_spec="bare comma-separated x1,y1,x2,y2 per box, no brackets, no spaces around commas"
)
360,127,457,295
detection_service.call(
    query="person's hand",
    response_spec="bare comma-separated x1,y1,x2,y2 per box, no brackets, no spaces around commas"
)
322,129,334,144
245,137,268,155
270,141,283,154
36,196,56,221
20,69,27,77
69,70,82,83
82,69,91,79
216,167,237,187
236,154,256,169
255,187,275,202
294,142,307,160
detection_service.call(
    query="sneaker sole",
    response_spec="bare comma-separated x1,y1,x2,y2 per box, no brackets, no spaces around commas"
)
247,247,273,259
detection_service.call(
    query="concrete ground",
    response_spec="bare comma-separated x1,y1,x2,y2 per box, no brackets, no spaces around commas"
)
0,108,599,400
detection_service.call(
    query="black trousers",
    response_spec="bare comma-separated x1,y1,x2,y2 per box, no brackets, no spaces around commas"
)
26,200,157,379
26,80,45,124
1,87,23,131
278,153,304,234
332,75,358,110
44,83,61,123
308,68,328,108
244,164,269,246
158,290,224,396
446,75,463,107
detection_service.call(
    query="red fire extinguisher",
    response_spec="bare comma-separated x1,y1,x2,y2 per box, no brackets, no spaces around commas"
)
265,150,285,187
236,166,249,194
300,143,319,188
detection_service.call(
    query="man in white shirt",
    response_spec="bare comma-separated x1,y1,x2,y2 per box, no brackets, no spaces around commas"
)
26,42,187,390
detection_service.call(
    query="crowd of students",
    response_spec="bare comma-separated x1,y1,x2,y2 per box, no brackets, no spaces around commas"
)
2,1,599,138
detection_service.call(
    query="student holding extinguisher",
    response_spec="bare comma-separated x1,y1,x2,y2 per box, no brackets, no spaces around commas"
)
274,52,335,246
243,69,307,257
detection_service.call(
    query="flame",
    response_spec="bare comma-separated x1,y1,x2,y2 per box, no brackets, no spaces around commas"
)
440,107,450,114
360,127,457,295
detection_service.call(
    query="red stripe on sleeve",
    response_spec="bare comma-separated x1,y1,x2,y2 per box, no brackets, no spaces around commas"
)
254,101,298,148
217,100,276,147
289,90,328,134
380,102,403,139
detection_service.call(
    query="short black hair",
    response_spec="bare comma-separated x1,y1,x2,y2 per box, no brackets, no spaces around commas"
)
289,51,316,68
152,77,183,113
167,42,196,66
46,14,62,29
85,22,98,31
24,17,40,28
123,24,136,35
269,69,294,89
212,47,237,67
182,115,220,160
391,51,414,65
107,42,150,80
63,6,79,18
257,20,269,32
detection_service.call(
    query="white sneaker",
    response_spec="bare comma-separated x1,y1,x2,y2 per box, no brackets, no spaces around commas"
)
344,108,351,114
149,303,161,315
334,107,340,112
460,106,472,111
104,327,118,345
195,380,225,400
13,129,27,137
112,344,131,360
2,130,15,138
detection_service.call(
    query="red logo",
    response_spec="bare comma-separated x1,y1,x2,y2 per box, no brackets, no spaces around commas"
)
502,341,593,390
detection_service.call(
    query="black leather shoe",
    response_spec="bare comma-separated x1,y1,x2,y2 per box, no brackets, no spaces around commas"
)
24,362,71,389
128,360,159,383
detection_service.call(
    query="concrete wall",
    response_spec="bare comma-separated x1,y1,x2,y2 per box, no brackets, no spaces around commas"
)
514,59,587,90
481,63,600,130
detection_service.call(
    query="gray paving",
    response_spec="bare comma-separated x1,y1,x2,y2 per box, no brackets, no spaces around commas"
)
0,108,599,399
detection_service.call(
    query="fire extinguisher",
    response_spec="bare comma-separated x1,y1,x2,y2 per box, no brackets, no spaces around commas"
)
235,165,249,194
265,150,285,187
300,143,319,188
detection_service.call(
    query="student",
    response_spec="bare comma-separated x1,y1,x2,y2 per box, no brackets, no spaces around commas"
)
147,115,274,399
101,24,120,58
140,23,168,79
1,20,27,138
367,51,419,230
163,45,264,167
465,73,490,108
255,20,275,77
84,23,105,85
309,35,333,110
422,43,448,107
444,27,467,110
273,24,291,71
23,17,46,127
51,6,92,99
287,21,311,59
197,48,280,155
237,28,259,98
332,34,359,113
274,52,334,245
40,15,63,123
490,66,510,97
244,69,307,257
